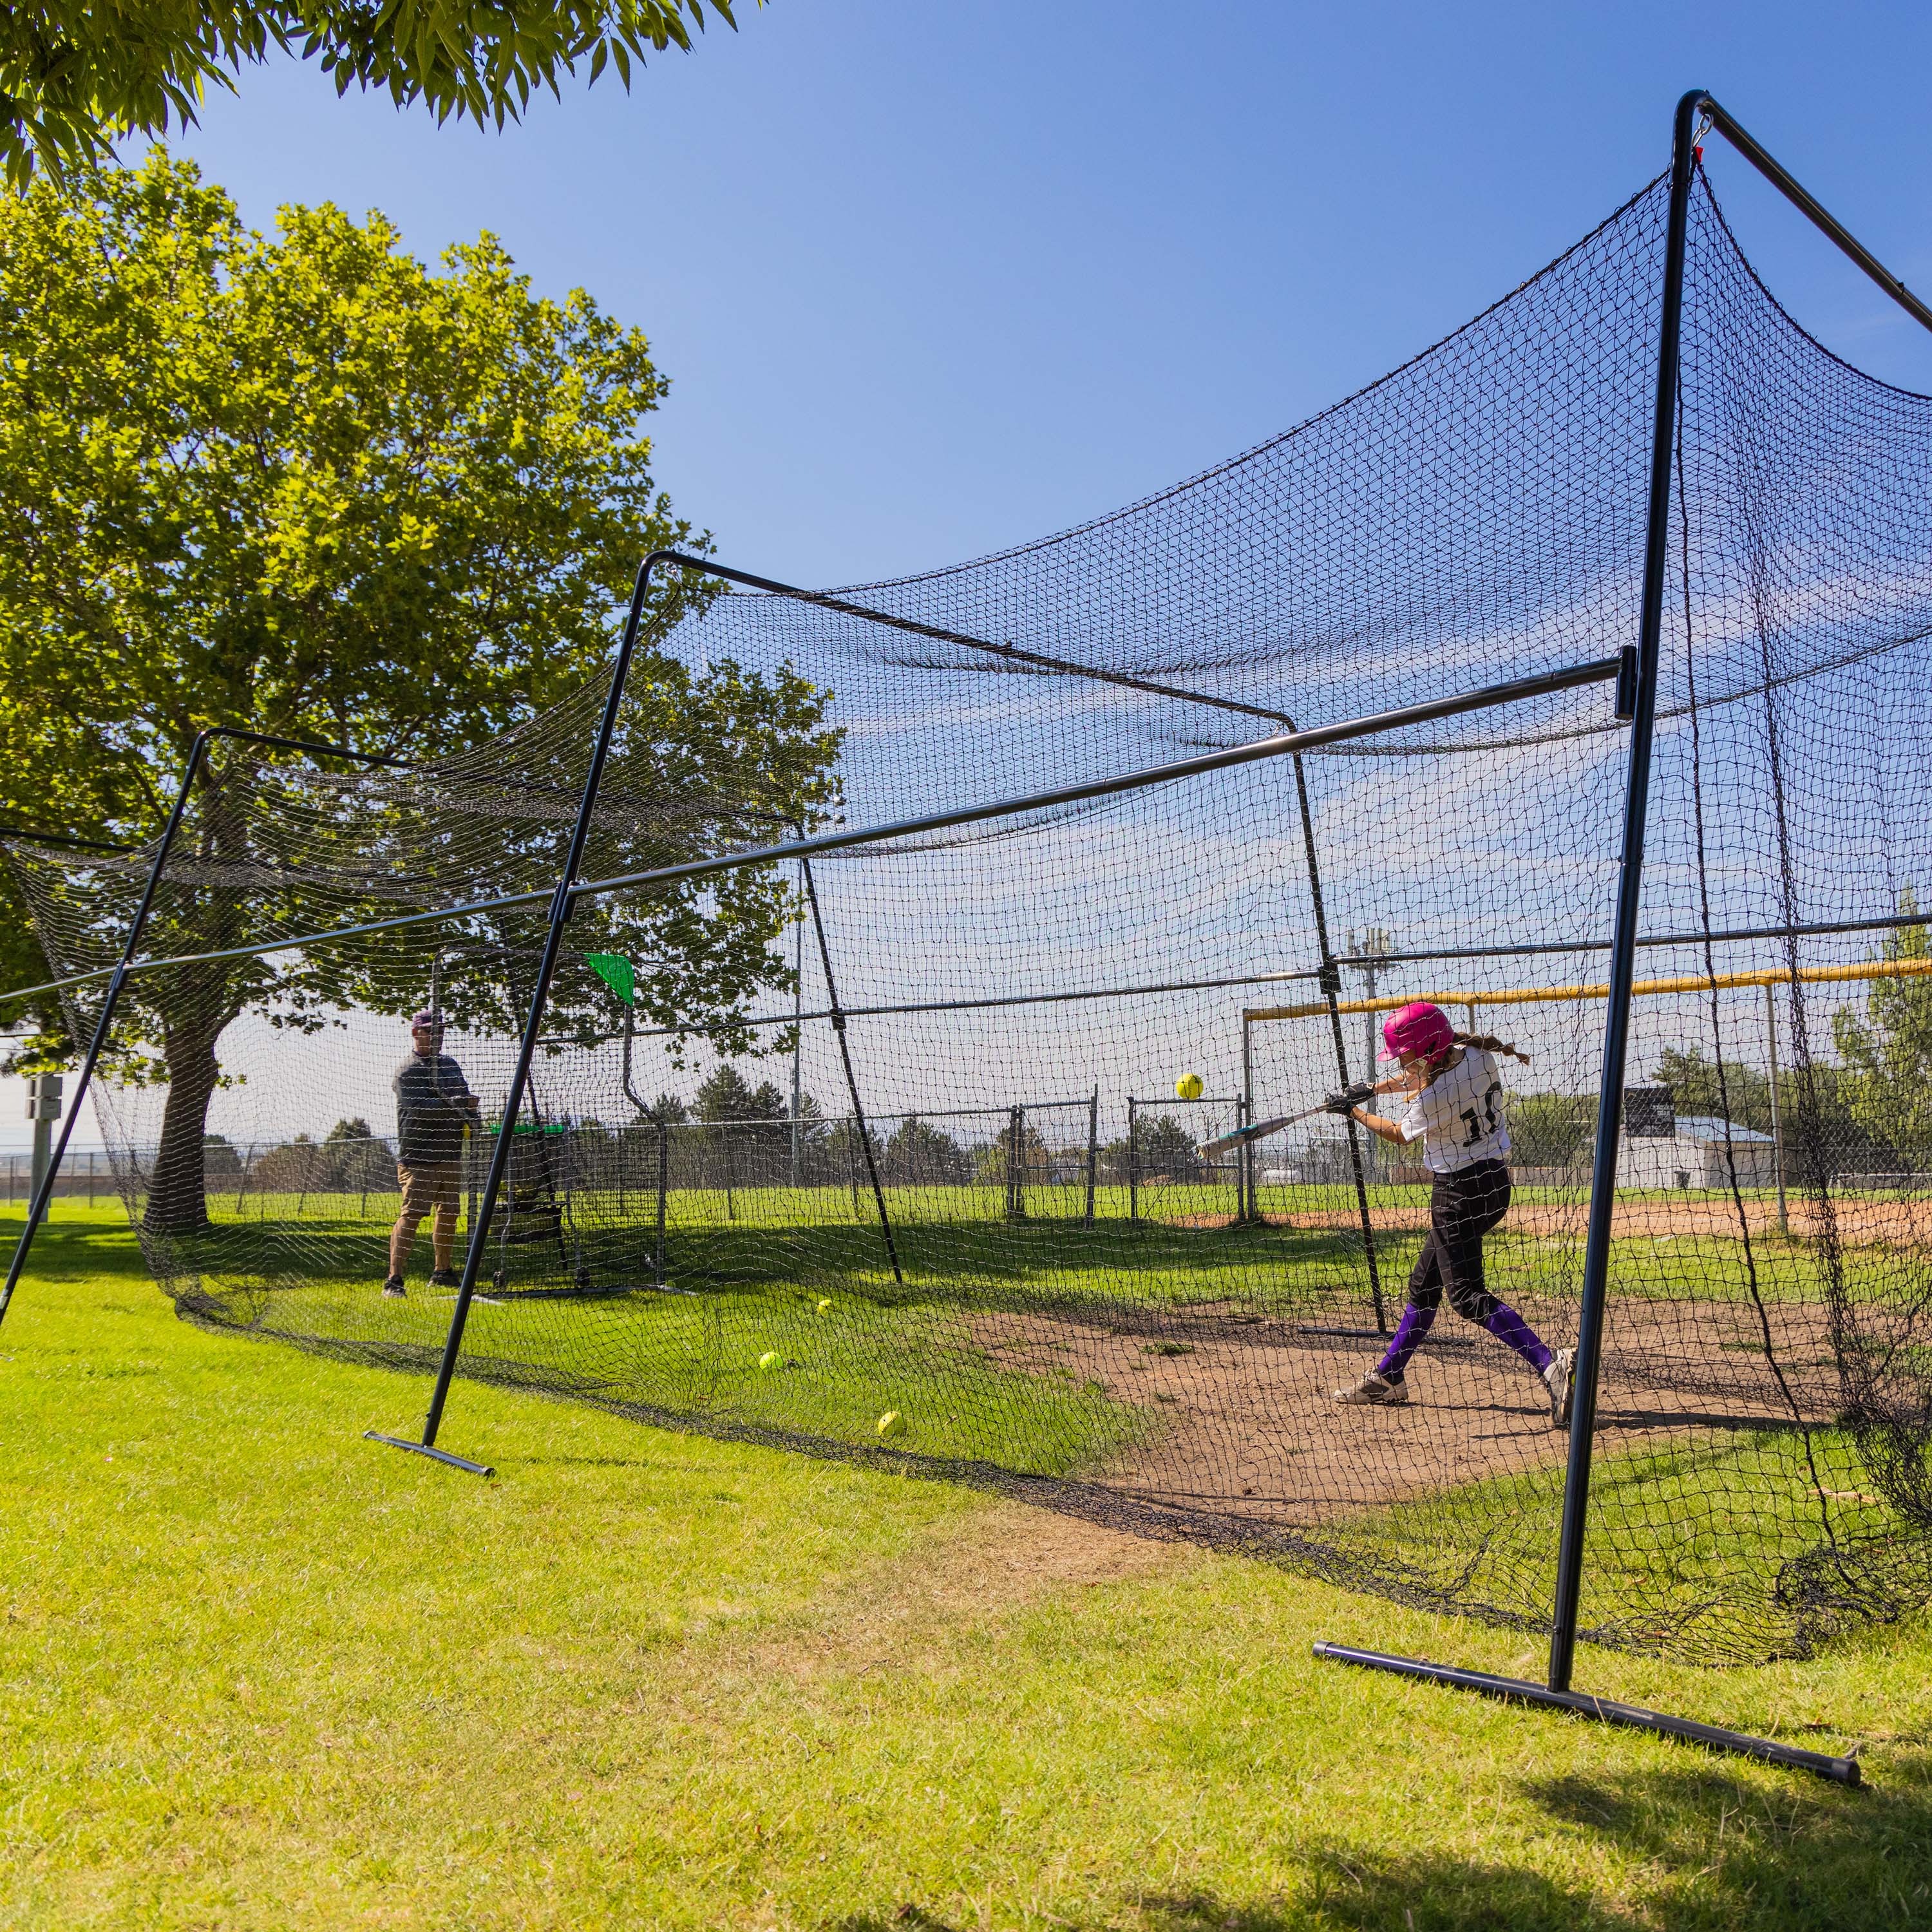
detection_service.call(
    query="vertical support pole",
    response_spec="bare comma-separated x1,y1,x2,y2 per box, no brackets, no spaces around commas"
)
0,734,213,1329
791,862,804,1191
1233,1096,1249,1222
1765,980,1788,1235
417,556,665,1450
1296,768,1385,1333
1128,1099,1139,1223
1240,1014,1257,1223
799,853,902,1285
655,1119,670,1286
1084,1087,1099,1225
1007,1106,1027,1222
1547,90,1699,1694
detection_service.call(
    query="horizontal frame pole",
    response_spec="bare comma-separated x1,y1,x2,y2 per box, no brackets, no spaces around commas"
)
622,967,1327,1040
15,902,1924,1017
1313,1643,1859,1785
1245,952,1932,1023
364,1431,495,1478
568,655,1625,904
0,655,1623,1001
1331,909,1932,974
661,551,1297,728
1700,95,1932,336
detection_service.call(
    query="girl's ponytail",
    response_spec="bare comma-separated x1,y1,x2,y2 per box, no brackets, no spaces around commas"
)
1454,1030,1530,1065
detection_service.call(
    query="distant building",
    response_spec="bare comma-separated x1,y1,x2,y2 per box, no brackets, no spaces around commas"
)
1622,1112,1777,1189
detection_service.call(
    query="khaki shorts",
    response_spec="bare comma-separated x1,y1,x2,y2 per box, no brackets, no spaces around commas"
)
397,1161,461,1217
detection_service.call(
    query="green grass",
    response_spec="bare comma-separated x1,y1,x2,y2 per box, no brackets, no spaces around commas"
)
4,1206,1931,1929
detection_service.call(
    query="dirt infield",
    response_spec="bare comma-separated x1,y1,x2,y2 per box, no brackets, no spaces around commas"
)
969,1296,1841,1526
1265,1195,1932,1245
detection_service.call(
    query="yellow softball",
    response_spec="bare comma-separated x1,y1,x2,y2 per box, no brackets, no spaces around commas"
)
1175,1073,1204,1101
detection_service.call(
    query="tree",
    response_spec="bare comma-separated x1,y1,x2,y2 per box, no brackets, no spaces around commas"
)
1651,1048,1772,1133
1118,1113,1199,1183
974,1116,1053,1187
0,155,841,1231
882,1116,970,1186
1507,1092,1596,1170
0,2,753,189
202,1131,242,1179
1833,913,1932,1170
693,1065,784,1122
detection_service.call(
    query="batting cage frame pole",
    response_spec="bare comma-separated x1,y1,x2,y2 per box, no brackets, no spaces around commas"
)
370,552,673,1478
1315,84,1932,1786
0,726,410,1332
1544,84,1702,1701
1291,753,1386,1332
799,850,904,1284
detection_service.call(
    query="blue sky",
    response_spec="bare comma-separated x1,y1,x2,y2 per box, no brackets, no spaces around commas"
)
156,0,1932,588
15,2,1932,1155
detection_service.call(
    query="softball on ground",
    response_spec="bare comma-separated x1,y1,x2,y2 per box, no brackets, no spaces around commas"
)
876,1410,907,1438
758,1350,784,1371
816,1298,832,1314
1175,1072,1204,1101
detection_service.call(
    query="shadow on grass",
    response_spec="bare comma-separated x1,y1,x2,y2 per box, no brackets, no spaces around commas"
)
837,1759,1930,1930
144,1208,1380,1311
0,1210,153,1285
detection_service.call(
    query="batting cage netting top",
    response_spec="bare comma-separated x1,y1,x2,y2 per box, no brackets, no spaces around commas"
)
12,161,1932,1664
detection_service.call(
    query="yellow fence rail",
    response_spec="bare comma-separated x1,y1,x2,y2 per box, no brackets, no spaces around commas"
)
1244,953,1932,1025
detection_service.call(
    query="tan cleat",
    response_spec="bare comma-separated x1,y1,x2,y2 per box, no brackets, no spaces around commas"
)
1334,1370,1408,1406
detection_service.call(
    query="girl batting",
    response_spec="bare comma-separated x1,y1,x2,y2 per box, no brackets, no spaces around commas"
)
1332,1000,1575,1428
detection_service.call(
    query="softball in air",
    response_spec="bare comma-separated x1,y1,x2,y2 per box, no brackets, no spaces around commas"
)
759,1350,784,1371
1175,1073,1204,1100
876,1410,907,1438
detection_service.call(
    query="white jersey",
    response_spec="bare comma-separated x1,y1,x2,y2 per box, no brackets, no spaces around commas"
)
1397,1048,1511,1175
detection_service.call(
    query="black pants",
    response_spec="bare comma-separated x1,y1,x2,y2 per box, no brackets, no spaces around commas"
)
1406,1158,1511,1323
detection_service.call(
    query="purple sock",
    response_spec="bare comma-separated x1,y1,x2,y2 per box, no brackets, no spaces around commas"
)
1484,1300,1552,1374
1375,1302,1436,1381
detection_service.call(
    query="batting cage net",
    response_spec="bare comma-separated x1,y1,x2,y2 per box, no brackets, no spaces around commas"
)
10,160,1932,1665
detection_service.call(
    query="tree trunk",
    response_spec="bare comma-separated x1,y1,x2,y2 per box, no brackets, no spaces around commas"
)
144,1020,225,1235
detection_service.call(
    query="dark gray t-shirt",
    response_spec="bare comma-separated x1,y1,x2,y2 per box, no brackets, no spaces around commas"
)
393,1052,474,1164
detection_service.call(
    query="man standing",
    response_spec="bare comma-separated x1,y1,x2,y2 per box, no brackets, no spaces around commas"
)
386,1010,480,1297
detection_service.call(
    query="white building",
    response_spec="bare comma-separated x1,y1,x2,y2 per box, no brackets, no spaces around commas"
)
1621,1113,1777,1189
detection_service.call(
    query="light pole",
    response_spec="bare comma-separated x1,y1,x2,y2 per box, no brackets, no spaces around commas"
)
1345,929,1390,1175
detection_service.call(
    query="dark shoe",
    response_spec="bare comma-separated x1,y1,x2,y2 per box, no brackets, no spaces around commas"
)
383,1276,407,1298
428,1269,460,1289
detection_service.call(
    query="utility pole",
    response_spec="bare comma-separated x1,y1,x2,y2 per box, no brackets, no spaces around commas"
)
26,1072,63,1213
1345,929,1390,1178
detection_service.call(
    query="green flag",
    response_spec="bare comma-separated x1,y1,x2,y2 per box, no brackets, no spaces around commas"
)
584,952,636,1005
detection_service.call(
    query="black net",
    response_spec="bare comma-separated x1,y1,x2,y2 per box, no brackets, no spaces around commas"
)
12,162,1932,1663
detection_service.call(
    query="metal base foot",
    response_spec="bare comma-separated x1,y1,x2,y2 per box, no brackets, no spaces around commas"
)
1313,1643,1859,1785
364,1430,495,1478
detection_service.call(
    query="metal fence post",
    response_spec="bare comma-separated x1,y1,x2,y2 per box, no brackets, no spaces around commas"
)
1084,1088,1099,1225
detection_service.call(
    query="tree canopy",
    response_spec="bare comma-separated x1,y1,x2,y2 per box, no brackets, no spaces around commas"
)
1833,913,1932,1170
0,2,751,188
0,153,840,1228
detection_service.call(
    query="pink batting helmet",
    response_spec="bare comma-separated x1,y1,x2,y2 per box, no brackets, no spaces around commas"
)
1380,1001,1455,1063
